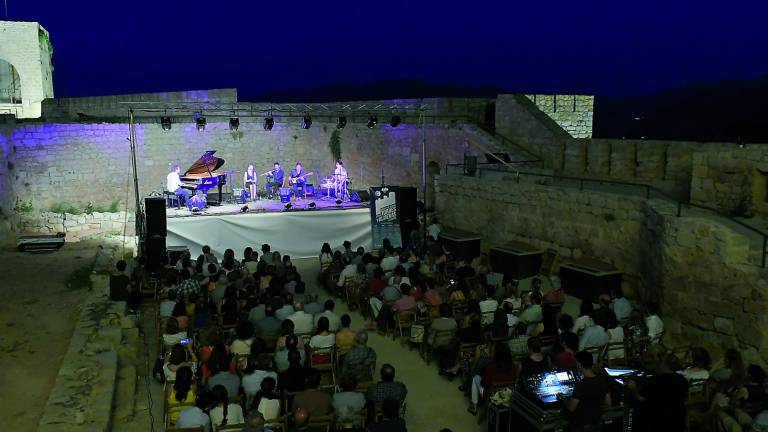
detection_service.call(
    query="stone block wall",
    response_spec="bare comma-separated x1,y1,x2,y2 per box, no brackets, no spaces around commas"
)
524,94,594,138
435,173,768,365
690,146,768,218
0,21,54,118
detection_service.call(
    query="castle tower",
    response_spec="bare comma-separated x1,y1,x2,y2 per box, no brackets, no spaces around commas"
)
0,21,54,118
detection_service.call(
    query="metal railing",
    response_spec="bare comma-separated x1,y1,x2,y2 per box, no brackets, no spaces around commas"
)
444,164,768,267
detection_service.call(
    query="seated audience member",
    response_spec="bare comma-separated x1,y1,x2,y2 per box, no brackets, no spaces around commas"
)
210,385,245,431
337,256,357,290
609,287,631,325
293,371,332,418
679,347,711,381
604,312,625,361
369,397,407,432
275,334,306,373
276,319,305,352
333,374,367,425
341,330,377,382
335,314,356,351
219,286,241,326
252,376,281,421
392,283,416,312
520,337,549,377
230,320,255,356
507,322,532,358
479,286,499,326
424,284,444,308
309,317,336,364
572,301,595,334
557,351,611,431
468,344,518,415
578,312,609,358
740,365,768,422
255,304,282,338
628,353,689,432
159,289,177,319
518,291,543,325
319,242,333,269
370,279,403,319
167,366,197,424
207,349,241,401
172,302,190,331
275,296,295,321
368,267,387,297
314,299,341,332
429,303,458,371
554,331,580,370
242,411,268,432
367,364,408,407
162,317,188,348
177,269,202,302
176,392,213,432
644,301,664,344
489,308,511,339
278,349,310,392
287,301,314,335
164,343,198,381
248,298,266,325
242,355,278,407
558,314,575,337
712,348,745,384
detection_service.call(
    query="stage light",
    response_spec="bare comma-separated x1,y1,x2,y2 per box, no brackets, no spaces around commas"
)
367,114,378,129
284,203,292,210
301,115,312,130
191,207,201,213
160,116,172,131
335,198,343,206
308,201,316,208
337,116,347,129
229,117,240,131
263,116,274,131
390,115,401,128
196,117,207,131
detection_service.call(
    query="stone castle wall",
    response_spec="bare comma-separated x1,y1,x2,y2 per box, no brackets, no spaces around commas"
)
524,94,594,138
435,173,768,365
0,21,54,118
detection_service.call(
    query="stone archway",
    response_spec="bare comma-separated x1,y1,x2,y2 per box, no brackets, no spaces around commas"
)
426,161,441,211
0,58,23,104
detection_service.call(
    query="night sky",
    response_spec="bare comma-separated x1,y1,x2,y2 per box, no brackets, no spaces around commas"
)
6,0,768,100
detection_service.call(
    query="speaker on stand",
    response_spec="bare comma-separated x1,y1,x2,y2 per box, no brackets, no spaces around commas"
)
144,197,168,274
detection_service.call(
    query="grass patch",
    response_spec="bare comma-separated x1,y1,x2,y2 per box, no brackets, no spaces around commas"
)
65,265,93,291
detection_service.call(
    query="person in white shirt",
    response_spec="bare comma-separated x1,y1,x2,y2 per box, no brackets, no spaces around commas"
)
333,159,348,198
314,300,341,333
176,394,213,432
572,301,595,334
209,385,244,431
609,287,632,325
427,216,441,240
287,301,314,335
644,301,664,344
478,286,499,326
167,164,190,204
380,247,399,273
337,257,357,288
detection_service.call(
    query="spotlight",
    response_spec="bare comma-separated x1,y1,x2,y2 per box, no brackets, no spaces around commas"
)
160,116,172,131
301,115,312,129
337,116,347,129
390,115,401,128
308,201,316,208
335,198,343,206
263,116,274,131
191,207,201,213
196,117,207,131
284,203,292,210
229,117,240,131
240,205,248,213
367,114,378,129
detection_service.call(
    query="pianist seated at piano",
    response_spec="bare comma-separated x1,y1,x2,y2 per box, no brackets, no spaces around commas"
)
167,164,190,204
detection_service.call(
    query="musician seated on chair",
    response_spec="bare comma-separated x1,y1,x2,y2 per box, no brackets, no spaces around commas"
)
290,162,306,197
266,161,284,198
167,164,189,204
333,159,348,197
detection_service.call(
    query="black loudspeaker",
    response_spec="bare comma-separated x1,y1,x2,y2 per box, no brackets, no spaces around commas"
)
398,187,418,239
439,229,481,263
354,190,370,202
559,260,623,303
145,197,167,237
350,192,362,203
464,155,477,176
145,235,167,273
490,241,544,281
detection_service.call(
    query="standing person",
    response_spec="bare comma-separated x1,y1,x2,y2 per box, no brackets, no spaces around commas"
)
167,164,189,205
558,351,612,431
266,162,284,199
244,163,258,202
290,162,306,199
333,159,348,199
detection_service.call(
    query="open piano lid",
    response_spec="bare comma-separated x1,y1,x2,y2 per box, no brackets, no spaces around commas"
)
183,150,225,176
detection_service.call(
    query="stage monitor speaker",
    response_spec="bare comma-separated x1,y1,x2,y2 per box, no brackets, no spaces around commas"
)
490,241,544,281
305,184,315,196
559,259,622,303
439,229,481,263
353,190,370,202
145,235,166,273
145,196,167,237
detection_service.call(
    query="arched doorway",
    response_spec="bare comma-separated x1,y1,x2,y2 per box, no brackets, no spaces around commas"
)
0,59,22,104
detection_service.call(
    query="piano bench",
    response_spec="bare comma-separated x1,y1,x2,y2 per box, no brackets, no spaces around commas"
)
164,191,181,209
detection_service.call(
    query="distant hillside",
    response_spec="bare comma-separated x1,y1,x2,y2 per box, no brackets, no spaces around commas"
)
594,75,768,143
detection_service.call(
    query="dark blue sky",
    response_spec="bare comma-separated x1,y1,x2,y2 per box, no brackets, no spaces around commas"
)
8,0,768,99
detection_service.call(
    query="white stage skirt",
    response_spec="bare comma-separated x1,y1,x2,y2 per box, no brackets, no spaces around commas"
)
166,208,372,259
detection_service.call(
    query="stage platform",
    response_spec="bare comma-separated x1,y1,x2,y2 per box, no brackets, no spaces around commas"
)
165,199,372,259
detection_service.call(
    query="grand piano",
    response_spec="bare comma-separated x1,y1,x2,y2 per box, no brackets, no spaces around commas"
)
180,150,227,205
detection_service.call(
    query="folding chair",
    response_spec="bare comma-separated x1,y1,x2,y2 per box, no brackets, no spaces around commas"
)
394,308,417,344
309,346,336,388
